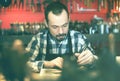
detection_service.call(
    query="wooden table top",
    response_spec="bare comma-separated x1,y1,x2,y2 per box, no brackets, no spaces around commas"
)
31,69,61,81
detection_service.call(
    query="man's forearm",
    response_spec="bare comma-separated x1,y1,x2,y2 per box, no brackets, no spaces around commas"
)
43,61,55,68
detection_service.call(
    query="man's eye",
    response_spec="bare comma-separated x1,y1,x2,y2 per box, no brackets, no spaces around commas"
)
52,26,58,29
62,23,68,27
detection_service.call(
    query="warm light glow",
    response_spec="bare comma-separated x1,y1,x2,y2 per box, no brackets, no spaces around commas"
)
116,6,118,10
116,6,120,11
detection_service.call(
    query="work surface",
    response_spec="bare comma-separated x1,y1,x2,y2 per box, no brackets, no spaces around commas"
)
31,69,61,81
0,56,120,81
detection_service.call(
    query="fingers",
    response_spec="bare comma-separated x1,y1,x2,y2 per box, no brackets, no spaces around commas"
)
78,55,93,65
75,53,79,57
77,51,91,63
51,57,63,69
75,50,94,65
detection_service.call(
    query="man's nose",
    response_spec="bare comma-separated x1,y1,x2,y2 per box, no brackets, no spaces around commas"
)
58,27,63,34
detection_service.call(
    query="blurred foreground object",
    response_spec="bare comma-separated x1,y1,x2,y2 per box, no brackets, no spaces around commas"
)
59,37,120,81
12,39,25,54
0,43,29,81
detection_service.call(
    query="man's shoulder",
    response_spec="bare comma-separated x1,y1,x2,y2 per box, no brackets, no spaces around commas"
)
34,29,48,38
36,30,48,36
70,30,84,37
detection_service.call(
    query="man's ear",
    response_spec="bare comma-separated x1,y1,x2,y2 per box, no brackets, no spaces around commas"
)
44,19,48,28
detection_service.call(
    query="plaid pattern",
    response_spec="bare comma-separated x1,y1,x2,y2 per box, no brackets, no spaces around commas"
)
26,29,94,72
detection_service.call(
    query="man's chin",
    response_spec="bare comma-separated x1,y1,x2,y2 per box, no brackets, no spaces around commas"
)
57,37,65,42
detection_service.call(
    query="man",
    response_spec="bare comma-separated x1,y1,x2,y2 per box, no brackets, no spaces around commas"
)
26,1,98,72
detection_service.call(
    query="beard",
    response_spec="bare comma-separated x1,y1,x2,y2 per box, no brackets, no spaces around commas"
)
56,34,67,42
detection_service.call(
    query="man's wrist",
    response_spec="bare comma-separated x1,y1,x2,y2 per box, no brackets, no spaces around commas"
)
43,61,55,68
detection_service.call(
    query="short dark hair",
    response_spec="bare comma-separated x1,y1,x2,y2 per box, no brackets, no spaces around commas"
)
44,1,69,23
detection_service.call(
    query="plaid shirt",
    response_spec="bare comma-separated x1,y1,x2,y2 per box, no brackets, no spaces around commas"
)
26,29,94,72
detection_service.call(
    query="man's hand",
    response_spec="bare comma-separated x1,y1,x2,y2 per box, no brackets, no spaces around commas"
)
75,49,98,65
44,57,63,69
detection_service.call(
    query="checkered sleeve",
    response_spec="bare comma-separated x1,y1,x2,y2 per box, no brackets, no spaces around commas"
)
27,61,44,72
82,35,95,55
77,34,95,55
78,34,97,68
25,35,44,72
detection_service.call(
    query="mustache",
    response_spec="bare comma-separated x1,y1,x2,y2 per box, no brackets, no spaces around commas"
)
56,34,66,37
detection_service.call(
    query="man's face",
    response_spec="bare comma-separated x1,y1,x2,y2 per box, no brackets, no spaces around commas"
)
47,10,69,42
